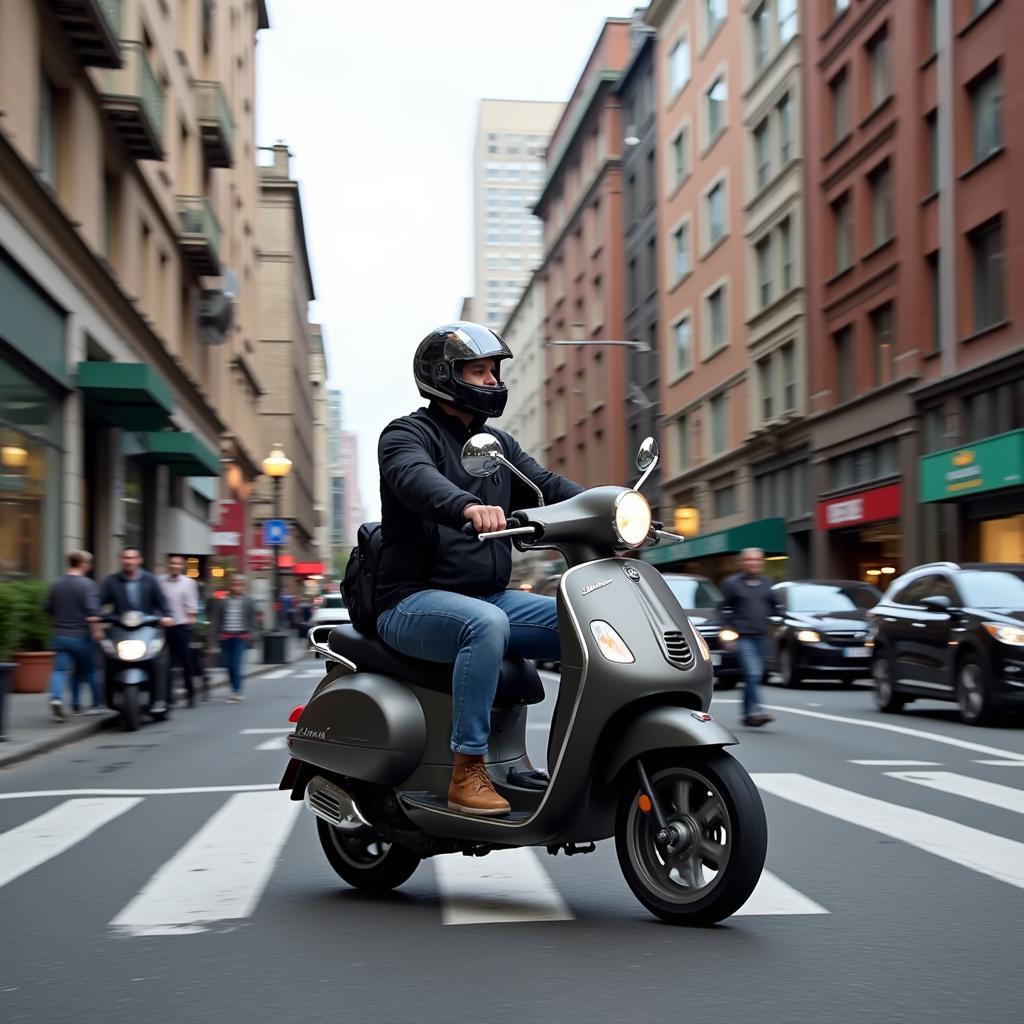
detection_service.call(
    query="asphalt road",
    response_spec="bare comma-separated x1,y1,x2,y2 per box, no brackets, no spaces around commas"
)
1,654,1023,1024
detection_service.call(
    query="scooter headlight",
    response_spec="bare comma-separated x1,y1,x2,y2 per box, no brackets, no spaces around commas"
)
147,636,165,657
718,628,739,643
612,490,652,548
590,620,635,664
116,639,147,661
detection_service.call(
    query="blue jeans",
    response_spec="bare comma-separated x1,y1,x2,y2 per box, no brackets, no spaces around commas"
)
737,636,767,718
377,589,561,755
50,634,100,708
220,636,247,693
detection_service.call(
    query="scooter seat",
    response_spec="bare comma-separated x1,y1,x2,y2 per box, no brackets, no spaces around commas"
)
326,624,545,708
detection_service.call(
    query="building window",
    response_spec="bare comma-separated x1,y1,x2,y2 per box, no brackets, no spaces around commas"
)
778,0,798,44
713,484,737,518
669,36,691,95
674,316,693,374
869,162,892,248
832,192,853,273
927,251,941,353
925,110,938,194
834,326,854,403
626,172,636,224
671,127,689,188
707,284,727,353
830,68,849,143
38,72,60,187
970,65,1002,164
705,0,727,43
969,217,1005,332
706,180,726,247
781,341,796,411
971,0,997,16
706,76,727,140
752,3,770,71
676,415,690,471
709,392,728,455
645,150,656,210
627,257,638,309
867,29,891,111
756,236,773,308
673,223,691,281
758,356,774,421
871,303,895,387
754,118,771,189
779,217,794,291
777,93,793,164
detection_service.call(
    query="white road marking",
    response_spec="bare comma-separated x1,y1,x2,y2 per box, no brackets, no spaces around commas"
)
240,728,292,734
0,798,141,890
0,785,280,802
433,848,573,925
110,791,301,936
887,771,1024,816
734,869,828,916
256,735,289,751
849,760,943,767
713,699,742,704
760,705,1024,762
974,760,1024,767
754,773,1024,890
263,669,291,680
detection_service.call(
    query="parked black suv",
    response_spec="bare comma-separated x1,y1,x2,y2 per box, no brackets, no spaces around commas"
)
662,573,742,689
768,580,881,687
867,562,1024,724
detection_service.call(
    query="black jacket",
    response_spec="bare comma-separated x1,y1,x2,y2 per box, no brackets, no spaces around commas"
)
718,573,782,637
97,570,170,618
376,403,583,613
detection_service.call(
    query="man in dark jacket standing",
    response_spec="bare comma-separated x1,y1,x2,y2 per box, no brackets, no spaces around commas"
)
718,547,782,728
375,322,582,817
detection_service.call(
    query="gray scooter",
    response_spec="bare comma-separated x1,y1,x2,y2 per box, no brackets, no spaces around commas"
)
281,437,767,925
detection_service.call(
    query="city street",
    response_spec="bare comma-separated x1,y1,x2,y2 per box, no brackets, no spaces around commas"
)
1,652,1022,1024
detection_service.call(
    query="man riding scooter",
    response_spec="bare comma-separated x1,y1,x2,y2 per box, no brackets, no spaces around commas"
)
374,321,583,816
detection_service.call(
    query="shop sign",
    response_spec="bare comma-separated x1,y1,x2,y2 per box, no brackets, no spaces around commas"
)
817,483,901,531
919,429,1024,503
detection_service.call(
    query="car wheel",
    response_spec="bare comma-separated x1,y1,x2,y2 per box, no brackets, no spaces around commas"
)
778,645,802,688
956,653,995,726
872,649,905,714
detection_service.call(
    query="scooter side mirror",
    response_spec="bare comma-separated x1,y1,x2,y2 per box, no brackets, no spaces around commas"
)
636,437,659,472
461,433,504,478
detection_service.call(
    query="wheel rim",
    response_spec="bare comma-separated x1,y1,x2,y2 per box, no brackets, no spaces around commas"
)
959,663,984,718
873,658,892,705
625,766,732,906
325,816,392,870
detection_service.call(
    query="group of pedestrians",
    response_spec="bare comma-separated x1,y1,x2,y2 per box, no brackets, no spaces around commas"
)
43,546,258,721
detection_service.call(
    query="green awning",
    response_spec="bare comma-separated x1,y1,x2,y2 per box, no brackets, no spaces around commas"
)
641,517,787,566
140,430,221,477
77,361,175,431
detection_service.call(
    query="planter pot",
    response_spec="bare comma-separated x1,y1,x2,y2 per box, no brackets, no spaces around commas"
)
0,662,13,739
12,650,55,694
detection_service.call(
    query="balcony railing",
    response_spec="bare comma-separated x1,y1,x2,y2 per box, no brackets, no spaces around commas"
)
196,81,234,168
47,0,122,68
98,40,164,160
176,196,222,278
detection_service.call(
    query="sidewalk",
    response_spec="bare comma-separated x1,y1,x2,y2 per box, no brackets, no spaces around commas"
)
0,638,308,769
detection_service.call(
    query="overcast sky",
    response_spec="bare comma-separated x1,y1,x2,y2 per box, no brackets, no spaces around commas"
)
256,0,641,520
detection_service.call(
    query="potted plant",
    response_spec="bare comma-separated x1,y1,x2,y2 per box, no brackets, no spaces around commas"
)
11,580,54,694
0,585,18,739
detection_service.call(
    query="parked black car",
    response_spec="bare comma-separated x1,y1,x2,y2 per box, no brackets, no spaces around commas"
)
768,580,881,687
662,573,742,689
867,562,1024,725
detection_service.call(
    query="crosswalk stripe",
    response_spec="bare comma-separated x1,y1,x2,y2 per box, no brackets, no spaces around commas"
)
848,760,942,767
433,848,573,925
109,791,301,936
256,735,289,751
735,869,828,916
887,771,1024,816
264,669,291,680
0,798,141,890
754,773,1024,890
973,760,1024,767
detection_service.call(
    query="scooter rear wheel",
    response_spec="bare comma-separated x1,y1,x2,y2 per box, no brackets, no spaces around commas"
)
316,817,421,892
615,750,767,926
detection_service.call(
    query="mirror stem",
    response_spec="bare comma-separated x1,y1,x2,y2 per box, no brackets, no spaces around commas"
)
635,457,659,493
494,454,544,507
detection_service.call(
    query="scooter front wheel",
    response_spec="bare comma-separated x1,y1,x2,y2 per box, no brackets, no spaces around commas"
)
121,686,141,732
615,750,767,926
316,817,421,892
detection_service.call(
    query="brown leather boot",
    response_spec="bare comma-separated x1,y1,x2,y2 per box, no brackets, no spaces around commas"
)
448,753,511,816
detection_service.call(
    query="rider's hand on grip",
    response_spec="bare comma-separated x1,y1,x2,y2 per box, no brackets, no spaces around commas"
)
463,504,507,535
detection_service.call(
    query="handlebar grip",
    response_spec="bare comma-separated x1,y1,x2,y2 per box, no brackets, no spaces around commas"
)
461,522,478,537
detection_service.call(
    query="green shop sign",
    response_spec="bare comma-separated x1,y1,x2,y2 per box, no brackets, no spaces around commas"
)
919,429,1024,503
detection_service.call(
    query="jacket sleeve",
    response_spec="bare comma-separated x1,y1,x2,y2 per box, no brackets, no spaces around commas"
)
86,581,101,619
151,577,171,617
717,577,737,628
501,432,585,508
97,576,113,611
379,420,481,529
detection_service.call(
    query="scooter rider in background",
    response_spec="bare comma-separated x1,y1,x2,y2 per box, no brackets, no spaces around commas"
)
94,546,174,713
374,321,583,817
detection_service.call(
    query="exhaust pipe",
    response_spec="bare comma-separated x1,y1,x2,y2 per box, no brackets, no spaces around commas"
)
304,775,369,830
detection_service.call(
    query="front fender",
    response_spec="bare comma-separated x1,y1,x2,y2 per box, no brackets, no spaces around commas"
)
117,668,148,685
604,706,737,783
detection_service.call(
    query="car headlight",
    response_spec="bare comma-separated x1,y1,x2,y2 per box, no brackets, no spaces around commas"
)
984,623,1024,647
718,628,739,643
796,629,821,644
116,639,147,661
693,630,711,663
147,636,165,656
612,490,652,548
590,620,635,663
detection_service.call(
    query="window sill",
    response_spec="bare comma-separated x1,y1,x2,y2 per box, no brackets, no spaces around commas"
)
858,94,893,132
666,79,691,111
668,269,692,295
959,147,1004,181
921,189,939,206
701,127,727,162
958,0,1001,39
823,133,852,162
701,233,728,263
701,343,728,366
960,319,1010,345
825,265,855,287
921,349,942,361
666,172,692,204
919,51,938,71
668,367,693,387
863,237,895,262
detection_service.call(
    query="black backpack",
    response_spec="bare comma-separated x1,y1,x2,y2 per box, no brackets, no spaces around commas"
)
342,521,383,638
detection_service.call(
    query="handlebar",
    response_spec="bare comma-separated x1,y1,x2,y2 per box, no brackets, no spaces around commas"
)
461,522,538,542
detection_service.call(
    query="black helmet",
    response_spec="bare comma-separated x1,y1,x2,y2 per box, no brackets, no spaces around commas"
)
413,321,513,419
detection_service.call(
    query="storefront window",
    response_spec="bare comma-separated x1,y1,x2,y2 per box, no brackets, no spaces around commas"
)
979,515,1024,564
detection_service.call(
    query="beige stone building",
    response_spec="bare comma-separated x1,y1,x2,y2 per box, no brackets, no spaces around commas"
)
0,0,269,582
309,322,329,570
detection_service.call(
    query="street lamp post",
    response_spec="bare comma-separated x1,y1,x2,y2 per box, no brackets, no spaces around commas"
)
261,443,292,664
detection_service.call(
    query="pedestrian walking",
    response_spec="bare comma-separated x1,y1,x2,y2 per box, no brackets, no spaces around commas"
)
718,547,782,728
43,550,102,721
208,574,257,702
159,554,201,708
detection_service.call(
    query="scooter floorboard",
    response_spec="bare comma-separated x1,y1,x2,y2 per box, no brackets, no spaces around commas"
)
399,791,533,824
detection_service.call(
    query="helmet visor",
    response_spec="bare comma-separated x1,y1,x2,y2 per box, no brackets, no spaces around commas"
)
441,322,512,363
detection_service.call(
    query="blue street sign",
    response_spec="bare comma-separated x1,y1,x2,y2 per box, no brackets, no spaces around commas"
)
262,519,288,546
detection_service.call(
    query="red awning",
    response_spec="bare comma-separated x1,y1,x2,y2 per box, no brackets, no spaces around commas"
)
293,561,325,575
